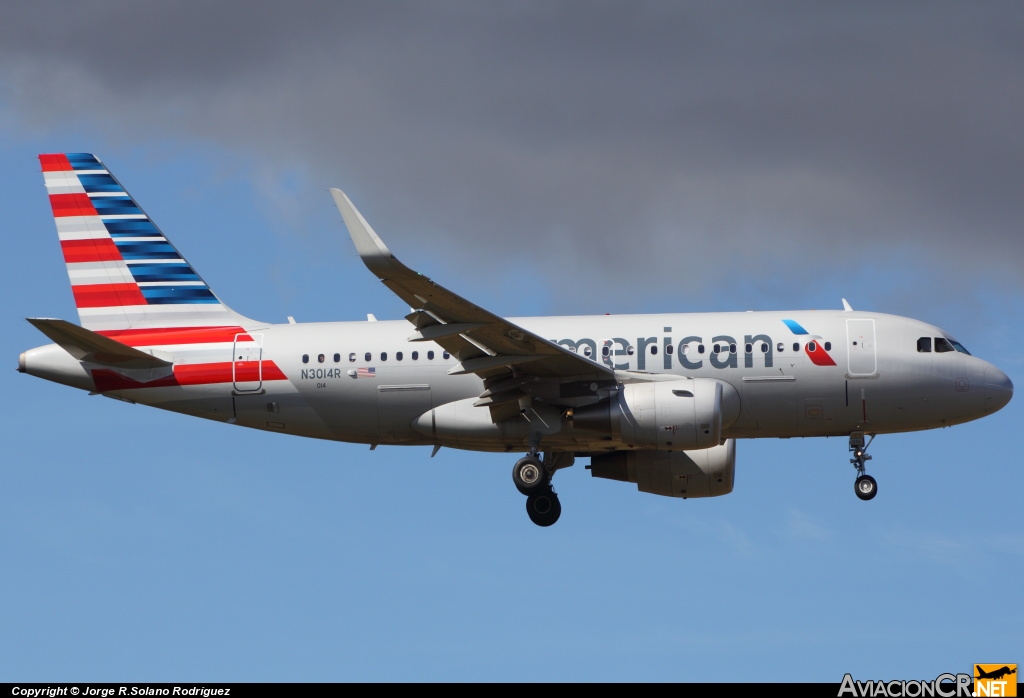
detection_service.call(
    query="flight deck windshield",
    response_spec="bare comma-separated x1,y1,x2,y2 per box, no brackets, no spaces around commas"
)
949,339,971,355
935,337,971,355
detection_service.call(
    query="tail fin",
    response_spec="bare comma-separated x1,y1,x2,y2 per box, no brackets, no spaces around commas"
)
39,153,255,331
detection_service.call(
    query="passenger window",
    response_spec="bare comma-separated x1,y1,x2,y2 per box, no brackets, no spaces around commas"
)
627,346,635,356
412,351,419,360
713,344,721,353
935,338,955,353
443,351,450,359
428,350,435,360
777,342,784,353
698,344,705,354
381,352,388,361
583,346,593,357
666,344,673,354
793,343,799,352
761,343,769,353
601,346,610,357
745,343,753,354
396,351,403,361
917,337,931,353
364,352,371,362
317,354,325,363
808,341,817,351
333,353,340,363
729,343,736,354
302,354,309,364
650,345,657,355
349,353,356,362
824,342,831,351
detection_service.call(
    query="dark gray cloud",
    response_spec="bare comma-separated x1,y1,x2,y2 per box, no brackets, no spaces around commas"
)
3,2,1022,314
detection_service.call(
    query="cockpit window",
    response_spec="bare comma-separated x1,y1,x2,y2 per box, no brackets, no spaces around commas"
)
949,339,971,355
917,337,932,353
934,337,955,353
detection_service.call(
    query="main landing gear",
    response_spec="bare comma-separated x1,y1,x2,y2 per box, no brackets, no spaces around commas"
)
512,452,573,526
849,431,877,501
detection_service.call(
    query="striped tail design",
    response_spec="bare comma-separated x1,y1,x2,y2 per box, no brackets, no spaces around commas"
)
40,153,254,331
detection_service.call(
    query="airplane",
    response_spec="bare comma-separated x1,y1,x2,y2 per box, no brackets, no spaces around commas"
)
19,153,1014,526
975,667,1016,681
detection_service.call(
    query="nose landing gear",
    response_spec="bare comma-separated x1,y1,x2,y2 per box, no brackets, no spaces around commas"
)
849,431,877,501
855,474,877,500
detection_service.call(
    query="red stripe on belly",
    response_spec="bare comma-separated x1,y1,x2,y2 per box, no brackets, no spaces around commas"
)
91,360,287,391
98,326,250,347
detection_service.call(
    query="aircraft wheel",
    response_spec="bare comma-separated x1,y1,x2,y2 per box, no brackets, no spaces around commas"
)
854,474,878,501
512,455,547,496
526,489,561,527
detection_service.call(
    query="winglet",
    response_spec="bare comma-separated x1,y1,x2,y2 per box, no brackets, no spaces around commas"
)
842,298,853,311
331,189,406,279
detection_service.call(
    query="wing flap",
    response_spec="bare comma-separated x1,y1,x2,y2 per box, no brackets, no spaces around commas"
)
407,322,488,342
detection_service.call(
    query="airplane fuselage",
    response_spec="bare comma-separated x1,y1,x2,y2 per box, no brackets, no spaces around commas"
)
21,309,1010,452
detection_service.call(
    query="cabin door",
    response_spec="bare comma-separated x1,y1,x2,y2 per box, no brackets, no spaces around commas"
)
232,332,264,393
846,320,877,377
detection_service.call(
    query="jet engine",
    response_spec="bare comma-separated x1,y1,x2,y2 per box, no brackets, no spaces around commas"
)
588,439,736,498
572,377,740,450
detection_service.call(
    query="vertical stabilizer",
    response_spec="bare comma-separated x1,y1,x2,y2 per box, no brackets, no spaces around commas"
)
40,153,255,331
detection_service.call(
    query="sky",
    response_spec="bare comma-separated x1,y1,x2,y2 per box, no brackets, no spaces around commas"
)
1,2,1022,682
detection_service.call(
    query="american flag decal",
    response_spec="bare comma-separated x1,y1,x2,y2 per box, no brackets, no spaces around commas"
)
356,367,375,378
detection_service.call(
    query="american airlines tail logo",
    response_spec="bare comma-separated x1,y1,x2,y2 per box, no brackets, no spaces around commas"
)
782,318,837,367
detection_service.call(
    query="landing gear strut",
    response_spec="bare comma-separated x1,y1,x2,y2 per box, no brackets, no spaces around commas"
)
849,432,877,501
512,450,573,526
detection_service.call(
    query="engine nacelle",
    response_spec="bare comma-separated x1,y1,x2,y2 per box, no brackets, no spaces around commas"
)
588,439,736,498
573,378,740,450
411,397,563,448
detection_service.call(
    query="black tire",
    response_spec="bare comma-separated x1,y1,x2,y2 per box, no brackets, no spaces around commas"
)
526,489,561,527
512,455,547,496
855,474,878,501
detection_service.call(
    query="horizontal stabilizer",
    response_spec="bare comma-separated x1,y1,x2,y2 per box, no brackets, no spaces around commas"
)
27,318,172,369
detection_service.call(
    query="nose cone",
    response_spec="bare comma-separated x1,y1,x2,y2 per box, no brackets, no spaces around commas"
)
984,366,1013,414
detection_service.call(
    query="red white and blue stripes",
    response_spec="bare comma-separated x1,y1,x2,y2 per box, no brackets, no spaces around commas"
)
40,153,248,331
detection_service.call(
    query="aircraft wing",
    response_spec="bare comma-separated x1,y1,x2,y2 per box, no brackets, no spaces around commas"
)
332,189,614,419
